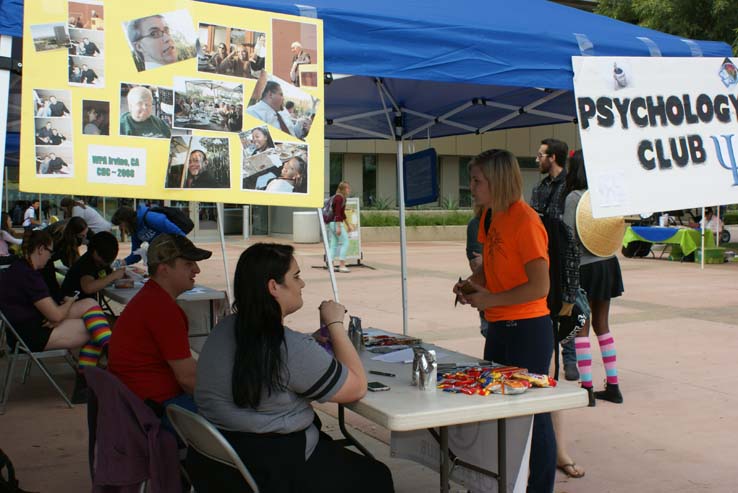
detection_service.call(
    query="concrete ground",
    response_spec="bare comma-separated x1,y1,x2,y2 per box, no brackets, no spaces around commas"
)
2,239,738,492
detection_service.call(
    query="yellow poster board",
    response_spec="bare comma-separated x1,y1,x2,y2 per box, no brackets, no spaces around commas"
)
21,0,324,207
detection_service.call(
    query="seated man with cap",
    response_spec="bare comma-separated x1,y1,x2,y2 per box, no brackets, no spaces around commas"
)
108,233,212,418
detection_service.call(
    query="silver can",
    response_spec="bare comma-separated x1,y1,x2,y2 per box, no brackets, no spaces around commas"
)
418,349,437,392
347,315,364,351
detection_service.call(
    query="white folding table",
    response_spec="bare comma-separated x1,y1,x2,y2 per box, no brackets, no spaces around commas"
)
339,340,588,493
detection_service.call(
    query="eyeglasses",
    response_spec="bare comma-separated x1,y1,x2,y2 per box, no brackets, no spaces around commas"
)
43,245,54,255
536,153,549,159
138,26,171,40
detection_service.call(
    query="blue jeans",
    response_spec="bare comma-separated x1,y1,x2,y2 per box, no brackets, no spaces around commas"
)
328,222,349,262
161,393,197,436
484,315,556,493
561,336,576,367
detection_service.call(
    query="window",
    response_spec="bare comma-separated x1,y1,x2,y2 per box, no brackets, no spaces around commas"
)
362,154,377,207
458,156,472,208
329,153,343,194
518,157,538,169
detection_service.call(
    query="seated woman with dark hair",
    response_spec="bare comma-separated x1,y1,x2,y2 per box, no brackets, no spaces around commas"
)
0,212,22,266
0,230,113,403
191,243,394,492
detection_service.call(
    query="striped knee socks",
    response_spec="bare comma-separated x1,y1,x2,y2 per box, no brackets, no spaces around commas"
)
598,332,619,385
78,306,112,369
575,336,592,388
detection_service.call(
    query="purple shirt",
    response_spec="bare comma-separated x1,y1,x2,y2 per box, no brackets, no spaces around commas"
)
0,259,50,330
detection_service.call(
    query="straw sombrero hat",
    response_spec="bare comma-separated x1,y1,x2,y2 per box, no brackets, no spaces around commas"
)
575,191,626,257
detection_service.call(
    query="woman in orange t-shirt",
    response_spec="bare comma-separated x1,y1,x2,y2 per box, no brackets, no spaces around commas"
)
453,148,555,493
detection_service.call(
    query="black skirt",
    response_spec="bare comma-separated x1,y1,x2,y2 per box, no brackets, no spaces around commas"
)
580,256,624,301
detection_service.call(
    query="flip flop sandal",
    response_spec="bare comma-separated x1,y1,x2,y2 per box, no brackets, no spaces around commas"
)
557,463,585,478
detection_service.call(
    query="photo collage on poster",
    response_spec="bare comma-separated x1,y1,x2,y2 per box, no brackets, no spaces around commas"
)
26,2,321,196
68,0,105,87
33,89,74,177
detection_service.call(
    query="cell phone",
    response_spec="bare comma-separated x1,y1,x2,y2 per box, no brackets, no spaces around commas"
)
367,381,391,392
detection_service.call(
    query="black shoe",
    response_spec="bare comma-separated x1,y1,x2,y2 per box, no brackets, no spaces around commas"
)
564,362,579,381
594,383,623,404
584,386,596,407
71,373,89,405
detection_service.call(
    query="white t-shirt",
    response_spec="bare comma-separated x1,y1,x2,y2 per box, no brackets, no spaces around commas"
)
22,206,35,227
700,215,723,236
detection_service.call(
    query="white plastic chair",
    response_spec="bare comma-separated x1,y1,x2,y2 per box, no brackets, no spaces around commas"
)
166,405,260,492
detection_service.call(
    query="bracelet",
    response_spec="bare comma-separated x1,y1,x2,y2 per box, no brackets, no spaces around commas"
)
326,321,343,328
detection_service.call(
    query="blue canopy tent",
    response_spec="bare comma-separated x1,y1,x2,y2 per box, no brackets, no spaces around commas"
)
1,0,732,332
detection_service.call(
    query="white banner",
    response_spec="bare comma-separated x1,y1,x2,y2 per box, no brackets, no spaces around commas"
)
572,56,738,218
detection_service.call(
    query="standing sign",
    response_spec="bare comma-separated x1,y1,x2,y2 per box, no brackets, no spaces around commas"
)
572,56,738,218
344,196,362,264
21,0,324,208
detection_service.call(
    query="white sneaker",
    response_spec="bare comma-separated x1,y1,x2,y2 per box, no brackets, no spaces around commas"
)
338,266,351,273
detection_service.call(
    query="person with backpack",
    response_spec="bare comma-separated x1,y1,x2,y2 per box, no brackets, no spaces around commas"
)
111,205,191,265
325,181,353,273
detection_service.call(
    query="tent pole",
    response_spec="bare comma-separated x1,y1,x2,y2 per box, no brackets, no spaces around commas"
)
716,205,721,247
216,203,232,302
397,139,409,335
700,206,705,270
318,207,340,302
0,35,10,212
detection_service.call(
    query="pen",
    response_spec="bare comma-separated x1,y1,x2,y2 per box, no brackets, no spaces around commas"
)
369,370,396,377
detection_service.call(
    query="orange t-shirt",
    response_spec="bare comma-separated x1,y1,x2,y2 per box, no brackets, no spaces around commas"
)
478,200,550,322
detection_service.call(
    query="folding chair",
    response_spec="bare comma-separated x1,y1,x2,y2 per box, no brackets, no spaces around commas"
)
166,405,260,493
0,309,77,414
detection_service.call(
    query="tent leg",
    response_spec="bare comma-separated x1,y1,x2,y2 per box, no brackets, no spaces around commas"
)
397,140,409,335
0,36,10,212
318,208,340,302
216,203,232,302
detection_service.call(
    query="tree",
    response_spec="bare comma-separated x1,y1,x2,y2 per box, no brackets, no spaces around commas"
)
596,0,738,54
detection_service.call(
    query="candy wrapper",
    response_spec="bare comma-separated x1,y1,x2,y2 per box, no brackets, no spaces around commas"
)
511,372,557,388
317,325,333,355
414,348,437,392
347,316,364,351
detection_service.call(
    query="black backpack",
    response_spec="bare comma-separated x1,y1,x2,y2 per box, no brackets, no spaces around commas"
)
0,449,34,493
143,206,194,234
321,195,337,224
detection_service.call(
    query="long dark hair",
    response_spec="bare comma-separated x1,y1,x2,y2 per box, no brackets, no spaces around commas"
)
231,243,294,408
1,212,11,232
58,216,87,267
565,149,589,196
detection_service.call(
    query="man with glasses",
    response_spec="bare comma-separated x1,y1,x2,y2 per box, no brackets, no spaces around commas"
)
531,138,580,381
108,234,212,423
126,14,177,70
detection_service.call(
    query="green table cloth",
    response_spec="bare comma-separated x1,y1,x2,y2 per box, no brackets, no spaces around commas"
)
622,226,714,256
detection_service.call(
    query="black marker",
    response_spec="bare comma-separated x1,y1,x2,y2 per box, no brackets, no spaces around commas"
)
369,370,396,377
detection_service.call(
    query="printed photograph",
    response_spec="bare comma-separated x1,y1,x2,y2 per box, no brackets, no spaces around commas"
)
33,89,72,118
82,100,110,135
246,73,319,140
35,118,72,146
165,136,231,189
119,83,174,139
271,19,317,88
173,78,243,132
30,23,70,52
35,146,73,176
69,29,104,57
241,140,307,194
69,55,104,86
68,1,104,31
123,10,198,72
197,23,265,79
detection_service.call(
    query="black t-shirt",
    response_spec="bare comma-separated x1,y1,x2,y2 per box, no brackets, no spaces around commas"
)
61,252,111,299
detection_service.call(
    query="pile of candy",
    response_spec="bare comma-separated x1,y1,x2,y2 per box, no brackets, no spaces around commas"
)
437,366,556,396
363,335,423,347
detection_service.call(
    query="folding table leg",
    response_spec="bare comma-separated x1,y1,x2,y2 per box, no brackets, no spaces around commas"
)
439,426,449,493
336,404,375,458
498,418,507,493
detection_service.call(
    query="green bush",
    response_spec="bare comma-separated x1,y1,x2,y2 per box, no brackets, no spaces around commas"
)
724,212,738,225
361,211,473,227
